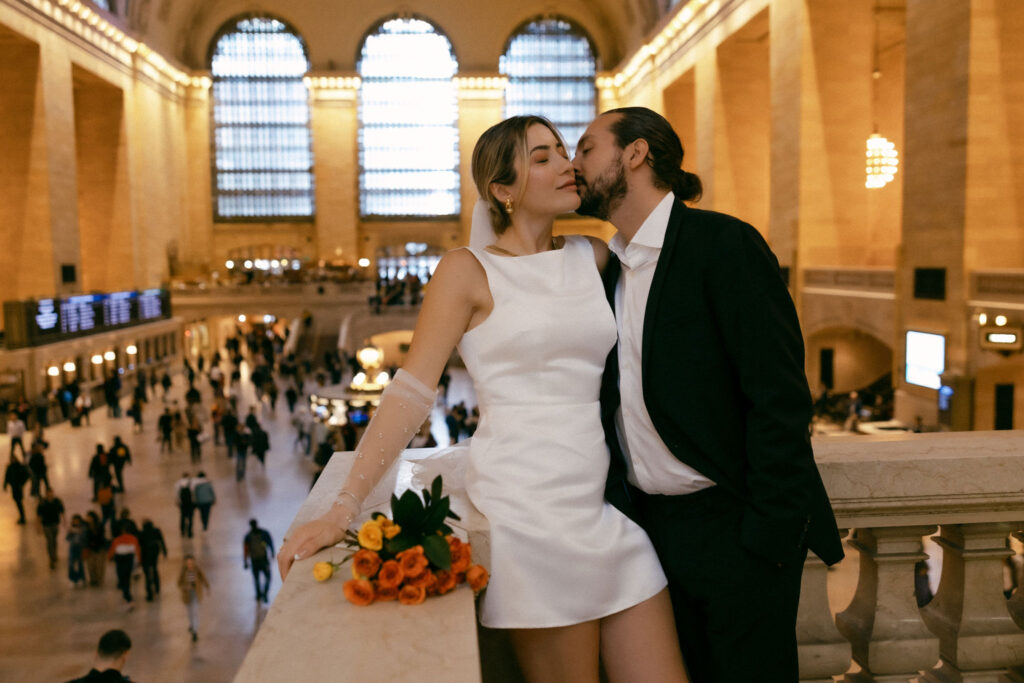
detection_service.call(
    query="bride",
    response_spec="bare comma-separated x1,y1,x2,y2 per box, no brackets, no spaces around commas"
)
278,116,688,683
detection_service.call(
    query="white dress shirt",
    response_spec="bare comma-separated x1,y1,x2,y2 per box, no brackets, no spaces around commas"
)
608,192,716,495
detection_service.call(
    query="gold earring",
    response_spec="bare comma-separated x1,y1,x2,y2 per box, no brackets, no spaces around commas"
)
505,197,513,215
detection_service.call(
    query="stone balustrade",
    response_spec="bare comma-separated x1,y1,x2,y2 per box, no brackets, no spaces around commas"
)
235,431,1024,682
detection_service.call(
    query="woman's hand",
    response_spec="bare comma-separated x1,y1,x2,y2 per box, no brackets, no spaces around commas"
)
277,505,355,580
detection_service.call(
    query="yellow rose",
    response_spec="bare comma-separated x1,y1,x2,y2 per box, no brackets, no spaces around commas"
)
381,519,402,539
313,562,335,582
357,519,384,551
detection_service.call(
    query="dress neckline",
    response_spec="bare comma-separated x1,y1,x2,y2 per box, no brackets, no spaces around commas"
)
483,236,567,259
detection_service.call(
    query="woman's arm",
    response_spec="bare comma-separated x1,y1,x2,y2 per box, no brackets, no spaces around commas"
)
278,250,490,579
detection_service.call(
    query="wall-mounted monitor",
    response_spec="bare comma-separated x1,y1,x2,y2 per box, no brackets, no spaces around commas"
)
905,330,945,390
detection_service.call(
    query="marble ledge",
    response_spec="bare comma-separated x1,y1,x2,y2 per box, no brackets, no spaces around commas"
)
813,430,1024,529
234,448,485,683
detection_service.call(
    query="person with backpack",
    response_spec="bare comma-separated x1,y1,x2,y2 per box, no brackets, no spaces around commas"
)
108,437,132,494
192,472,216,531
139,519,168,601
242,519,275,603
174,473,195,538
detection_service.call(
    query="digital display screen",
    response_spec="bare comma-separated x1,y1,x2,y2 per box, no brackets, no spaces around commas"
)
905,331,945,390
3,289,172,349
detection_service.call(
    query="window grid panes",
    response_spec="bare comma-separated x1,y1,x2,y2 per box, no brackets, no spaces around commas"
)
358,18,460,218
500,18,597,158
210,17,315,221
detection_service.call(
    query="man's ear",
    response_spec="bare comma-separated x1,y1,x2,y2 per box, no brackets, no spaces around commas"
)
624,139,650,171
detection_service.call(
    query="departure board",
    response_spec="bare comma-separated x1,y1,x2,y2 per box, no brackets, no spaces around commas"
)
3,289,172,349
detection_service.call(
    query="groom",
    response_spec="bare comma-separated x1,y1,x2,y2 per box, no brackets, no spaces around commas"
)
574,107,844,681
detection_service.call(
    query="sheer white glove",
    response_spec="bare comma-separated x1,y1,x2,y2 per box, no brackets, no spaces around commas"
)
278,369,436,579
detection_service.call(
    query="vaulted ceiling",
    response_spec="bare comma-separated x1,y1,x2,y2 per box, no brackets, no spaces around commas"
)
125,0,665,73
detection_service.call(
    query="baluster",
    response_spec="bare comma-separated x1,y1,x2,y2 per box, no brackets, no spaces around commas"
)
919,522,1024,682
799,531,853,681
836,526,940,681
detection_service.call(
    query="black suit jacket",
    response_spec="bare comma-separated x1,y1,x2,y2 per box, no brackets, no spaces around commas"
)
600,199,844,567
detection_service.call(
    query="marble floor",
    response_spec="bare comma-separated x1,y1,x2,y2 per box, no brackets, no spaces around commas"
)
0,363,475,683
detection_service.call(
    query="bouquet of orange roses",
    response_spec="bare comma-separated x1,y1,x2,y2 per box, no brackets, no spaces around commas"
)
314,475,488,606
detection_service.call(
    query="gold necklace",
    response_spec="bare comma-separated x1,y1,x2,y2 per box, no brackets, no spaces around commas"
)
485,237,560,257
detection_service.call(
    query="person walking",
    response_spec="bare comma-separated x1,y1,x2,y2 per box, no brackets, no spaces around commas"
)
109,437,132,494
243,519,274,603
95,475,116,535
87,445,112,502
234,426,250,482
83,511,108,587
64,629,133,683
108,522,141,611
192,472,216,532
178,554,210,642
27,441,50,498
221,407,239,459
37,488,66,569
140,519,168,601
175,473,195,538
75,392,93,426
4,453,30,524
157,408,174,453
128,395,144,433
7,412,27,459
186,412,202,464
251,426,269,469
66,514,87,587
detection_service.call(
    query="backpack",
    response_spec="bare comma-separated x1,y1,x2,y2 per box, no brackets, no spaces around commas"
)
178,483,193,507
248,531,268,561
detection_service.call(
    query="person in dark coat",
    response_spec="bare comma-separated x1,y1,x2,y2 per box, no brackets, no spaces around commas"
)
64,629,132,683
139,519,168,601
108,437,132,493
4,454,30,524
87,445,113,501
27,441,50,498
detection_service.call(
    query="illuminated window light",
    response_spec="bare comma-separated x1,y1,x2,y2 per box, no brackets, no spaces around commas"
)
91,354,104,365
63,361,76,372
358,258,370,267
103,350,117,361
47,366,60,377
225,260,235,269
978,313,988,326
126,345,138,355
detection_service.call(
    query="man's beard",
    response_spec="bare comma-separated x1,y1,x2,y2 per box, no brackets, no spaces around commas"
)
576,157,627,220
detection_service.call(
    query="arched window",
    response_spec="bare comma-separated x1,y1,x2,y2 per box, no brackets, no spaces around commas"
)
358,17,460,218
209,16,314,221
500,17,597,157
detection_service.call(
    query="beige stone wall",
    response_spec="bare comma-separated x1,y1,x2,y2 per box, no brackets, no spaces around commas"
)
965,0,1024,270
973,356,1024,431
806,327,893,395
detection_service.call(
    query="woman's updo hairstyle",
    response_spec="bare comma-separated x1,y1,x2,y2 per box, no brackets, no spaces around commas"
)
471,115,564,234
605,106,702,202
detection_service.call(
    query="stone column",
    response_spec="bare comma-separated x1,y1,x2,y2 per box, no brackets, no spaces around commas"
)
183,75,213,274
454,75,505,247
798,532,853,682
307,75,361,264
836,526,940,681
920,523,1024,682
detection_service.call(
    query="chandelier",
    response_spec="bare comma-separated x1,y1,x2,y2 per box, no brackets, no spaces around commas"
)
865,134,899,189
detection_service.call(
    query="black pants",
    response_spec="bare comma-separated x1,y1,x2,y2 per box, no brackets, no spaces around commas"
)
143,562,160,599
634,485,807,683
179,505,194,537
197,504,212,530
113,466,126,493
114,555,134,603
11,494,25,522
10,436,24,458
251,561,271,600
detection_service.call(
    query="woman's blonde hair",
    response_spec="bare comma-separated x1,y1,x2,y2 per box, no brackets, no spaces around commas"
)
471,115,565,234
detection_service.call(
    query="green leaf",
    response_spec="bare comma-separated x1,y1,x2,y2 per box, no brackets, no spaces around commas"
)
422,497,450,533
392,490,425,528
385,535,417,555
422,534,451,570
431,475,443,503
422,489,431,506
447,509,462,521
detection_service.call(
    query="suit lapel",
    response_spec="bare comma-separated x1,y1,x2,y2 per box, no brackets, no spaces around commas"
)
641,200,688,382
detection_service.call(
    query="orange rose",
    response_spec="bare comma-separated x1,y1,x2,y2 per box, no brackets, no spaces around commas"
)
397,546,428,579
351,549,382,580
376,560,404,589
432,569,457,595
407,569,436,590
374,583,399,602
450,543,472,574
466,565,489,592
342,579,375,606
398,584,426,605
